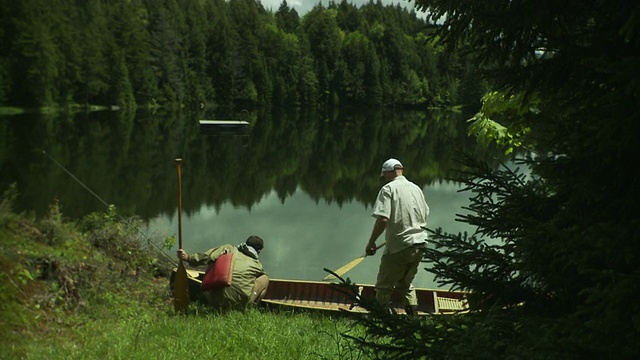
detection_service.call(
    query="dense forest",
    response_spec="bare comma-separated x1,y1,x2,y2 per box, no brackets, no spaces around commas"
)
0,0,482,112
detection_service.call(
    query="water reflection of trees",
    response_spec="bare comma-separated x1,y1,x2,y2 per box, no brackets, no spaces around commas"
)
0,107,499,220
188,106,498,213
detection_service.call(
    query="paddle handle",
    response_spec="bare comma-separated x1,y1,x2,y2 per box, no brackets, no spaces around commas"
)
175,158,183,249
369,241,386,255
365,241,386,257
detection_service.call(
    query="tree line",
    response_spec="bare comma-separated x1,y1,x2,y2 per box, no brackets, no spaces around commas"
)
0,0,483,112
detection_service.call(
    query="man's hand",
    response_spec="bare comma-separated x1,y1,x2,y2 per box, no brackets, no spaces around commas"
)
366,216,387,256
177,249,189,261
365,243,378,256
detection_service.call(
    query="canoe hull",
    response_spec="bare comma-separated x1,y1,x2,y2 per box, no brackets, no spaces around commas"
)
170,268,467,315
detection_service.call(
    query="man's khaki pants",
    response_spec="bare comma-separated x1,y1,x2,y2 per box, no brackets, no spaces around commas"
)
249,274,269,304
375,246,425,307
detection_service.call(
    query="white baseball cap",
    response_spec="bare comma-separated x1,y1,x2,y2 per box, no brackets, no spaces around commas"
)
380,158,403,177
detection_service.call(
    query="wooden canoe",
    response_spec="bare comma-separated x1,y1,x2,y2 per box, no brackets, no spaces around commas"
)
170,268,468,315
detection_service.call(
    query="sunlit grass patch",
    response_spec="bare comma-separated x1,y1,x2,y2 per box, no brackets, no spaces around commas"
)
16,306,365,360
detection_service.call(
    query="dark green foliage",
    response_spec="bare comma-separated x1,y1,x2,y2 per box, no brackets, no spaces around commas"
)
0,0,482,110
341,0,640,358
275,0,300,34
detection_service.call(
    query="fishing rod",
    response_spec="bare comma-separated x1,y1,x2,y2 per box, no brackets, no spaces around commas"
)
42,150,178,266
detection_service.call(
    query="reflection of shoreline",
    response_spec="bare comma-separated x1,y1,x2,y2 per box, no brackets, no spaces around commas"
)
3,107,499,224
0,105,120,116
429,180,466,191
426,180,474,232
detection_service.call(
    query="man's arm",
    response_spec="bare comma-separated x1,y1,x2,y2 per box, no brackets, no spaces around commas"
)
177,245,232,267
366,216,388,255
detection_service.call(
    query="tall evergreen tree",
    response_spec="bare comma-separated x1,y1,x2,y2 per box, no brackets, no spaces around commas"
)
10,0,63,107
0,0,13,104
180,0,215,109
147,0,187,108
227,0,265,106
339,31,379,104
275,0,299,34
302,6,344,106
204,0,235,110
77,0,109,106
346,0,640,358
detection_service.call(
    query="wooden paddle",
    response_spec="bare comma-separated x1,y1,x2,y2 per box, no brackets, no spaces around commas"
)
173,158,190,312
322,242,386,281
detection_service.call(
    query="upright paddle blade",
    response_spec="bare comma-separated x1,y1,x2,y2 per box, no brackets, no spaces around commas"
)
173,158,189,312
173,260,189,312
323,242,386,281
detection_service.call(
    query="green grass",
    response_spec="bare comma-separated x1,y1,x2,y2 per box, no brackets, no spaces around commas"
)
10,306,360,360
0,187,368,360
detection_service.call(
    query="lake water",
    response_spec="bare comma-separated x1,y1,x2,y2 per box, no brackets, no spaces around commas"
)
148,180,475,288
0,106,490,289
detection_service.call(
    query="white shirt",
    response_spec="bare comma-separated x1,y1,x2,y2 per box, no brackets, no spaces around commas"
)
372,176,430,254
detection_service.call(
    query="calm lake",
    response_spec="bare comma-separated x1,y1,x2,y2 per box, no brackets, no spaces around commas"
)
0,106,492,289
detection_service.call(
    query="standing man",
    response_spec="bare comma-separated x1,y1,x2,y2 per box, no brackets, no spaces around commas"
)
366,158,430,315
177,235,269,310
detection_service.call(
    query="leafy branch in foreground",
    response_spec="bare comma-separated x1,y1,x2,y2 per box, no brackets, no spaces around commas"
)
467,91,537,155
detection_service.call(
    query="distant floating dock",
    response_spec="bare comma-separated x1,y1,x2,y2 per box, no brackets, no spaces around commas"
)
199,120,250,136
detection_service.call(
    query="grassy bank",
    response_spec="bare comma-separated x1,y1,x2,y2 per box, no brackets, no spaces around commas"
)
0,186,365,359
